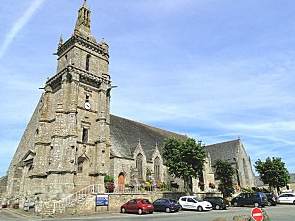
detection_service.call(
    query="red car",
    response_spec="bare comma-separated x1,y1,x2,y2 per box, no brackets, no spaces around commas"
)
121,199,154,215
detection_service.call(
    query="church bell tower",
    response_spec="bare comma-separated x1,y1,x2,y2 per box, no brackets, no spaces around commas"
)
23,0,111,197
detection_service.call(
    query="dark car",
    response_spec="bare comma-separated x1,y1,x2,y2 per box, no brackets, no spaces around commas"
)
264,193,277,206
203,197,228,210
153,198,181,213
231,192,268,207
121,199,154,215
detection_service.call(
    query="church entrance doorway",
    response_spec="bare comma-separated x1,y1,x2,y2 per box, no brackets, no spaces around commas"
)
118,172,125,192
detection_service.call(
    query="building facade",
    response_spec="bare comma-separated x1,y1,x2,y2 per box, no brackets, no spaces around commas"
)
4,1,254,207
206,139,255,189
109,115,215,192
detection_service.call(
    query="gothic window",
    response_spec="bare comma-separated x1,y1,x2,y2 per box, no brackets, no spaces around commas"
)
154,156,161,181
136,153,143,179
86,54,91,71
82,128,88,143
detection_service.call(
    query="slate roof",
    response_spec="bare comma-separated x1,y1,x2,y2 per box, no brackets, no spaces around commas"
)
110,115,187,161
205,139,241,163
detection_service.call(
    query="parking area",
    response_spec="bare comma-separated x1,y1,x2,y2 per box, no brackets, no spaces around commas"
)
1,205,294,221
113,205,295,221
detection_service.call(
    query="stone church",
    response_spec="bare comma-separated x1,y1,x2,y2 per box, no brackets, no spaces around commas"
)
3,1,254,204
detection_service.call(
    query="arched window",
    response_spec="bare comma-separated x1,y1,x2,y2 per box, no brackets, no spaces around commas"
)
136,153,143,179
154,157,161,181
86,54,91,71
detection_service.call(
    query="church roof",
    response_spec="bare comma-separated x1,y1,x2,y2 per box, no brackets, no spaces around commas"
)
205,139,242,163
110,115,187,161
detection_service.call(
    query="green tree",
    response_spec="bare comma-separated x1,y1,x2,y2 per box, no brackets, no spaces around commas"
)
214,160,235,198
163,137,206,193
255,157,290,192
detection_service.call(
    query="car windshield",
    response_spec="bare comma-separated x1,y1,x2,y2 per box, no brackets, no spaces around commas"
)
169,199,177,203
142,199,151,204
193,197,202,202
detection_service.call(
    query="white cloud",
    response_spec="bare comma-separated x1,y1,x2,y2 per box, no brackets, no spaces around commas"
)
0,0,46,59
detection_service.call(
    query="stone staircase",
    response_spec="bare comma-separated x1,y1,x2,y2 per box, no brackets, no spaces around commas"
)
41,184,104,217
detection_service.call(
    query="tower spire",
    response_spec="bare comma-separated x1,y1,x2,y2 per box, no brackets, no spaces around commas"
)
82,0,89,9
74,0,94,40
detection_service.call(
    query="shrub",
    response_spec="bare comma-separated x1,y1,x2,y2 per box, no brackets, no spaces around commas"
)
104,175,114,183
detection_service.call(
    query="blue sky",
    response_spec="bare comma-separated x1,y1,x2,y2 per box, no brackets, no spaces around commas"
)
0,0,295,176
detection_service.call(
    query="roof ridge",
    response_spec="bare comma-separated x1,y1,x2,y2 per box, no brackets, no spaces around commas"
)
110,114,186,138
206,139,240,147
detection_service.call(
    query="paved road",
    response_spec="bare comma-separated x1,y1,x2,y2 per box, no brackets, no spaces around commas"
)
1,205,295,221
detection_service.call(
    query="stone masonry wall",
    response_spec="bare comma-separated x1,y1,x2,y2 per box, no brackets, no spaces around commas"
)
0,176,7,197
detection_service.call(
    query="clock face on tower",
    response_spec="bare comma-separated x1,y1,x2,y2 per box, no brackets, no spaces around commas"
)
84,102,91,110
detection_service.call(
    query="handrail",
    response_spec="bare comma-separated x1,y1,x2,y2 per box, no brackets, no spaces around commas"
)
42,184,104,215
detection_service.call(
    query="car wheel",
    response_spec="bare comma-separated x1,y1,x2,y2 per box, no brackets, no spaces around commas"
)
254,203,259,207
293,201,295,205
138,208,143,215
165,207,171,213
267,201,271,206
233,202,238,207
121,207,126,213
197,206,203,212
215,205,220,210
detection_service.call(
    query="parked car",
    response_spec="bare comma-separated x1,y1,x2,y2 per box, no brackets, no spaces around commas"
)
277,193,295,204
153,198,181,213
264,193,277,206
121,199,154,215
203,196,228,210
231,192,268,207
178,196,212,211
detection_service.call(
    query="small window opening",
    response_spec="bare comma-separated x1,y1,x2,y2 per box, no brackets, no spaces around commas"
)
48,146,53,165
83,10,86,21
82,128,89,143
85,94,90,102
86,54,91,71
